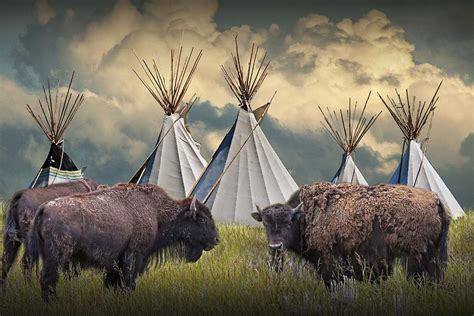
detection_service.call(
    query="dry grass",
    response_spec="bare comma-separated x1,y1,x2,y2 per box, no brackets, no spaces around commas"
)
0,201,472,315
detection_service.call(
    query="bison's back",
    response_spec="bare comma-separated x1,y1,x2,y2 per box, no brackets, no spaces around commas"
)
299,182,442,256
6,179,98,239
13,179,98,212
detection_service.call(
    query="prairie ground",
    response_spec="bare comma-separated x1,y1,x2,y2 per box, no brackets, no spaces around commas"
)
0,201,472,315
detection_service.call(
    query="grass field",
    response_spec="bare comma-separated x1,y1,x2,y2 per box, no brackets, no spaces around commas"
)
0,201,472,315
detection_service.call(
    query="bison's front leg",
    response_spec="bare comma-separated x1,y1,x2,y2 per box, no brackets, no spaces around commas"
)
270,251,285,272
104,267,122,290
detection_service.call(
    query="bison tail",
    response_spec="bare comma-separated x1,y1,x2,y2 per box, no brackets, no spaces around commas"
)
437,200,451,267
27,206,45,271
4,196,20,242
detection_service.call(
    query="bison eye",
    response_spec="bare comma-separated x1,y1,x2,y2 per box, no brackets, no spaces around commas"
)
199,217,206,224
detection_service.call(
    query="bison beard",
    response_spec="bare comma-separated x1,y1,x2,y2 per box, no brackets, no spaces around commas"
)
1,179,99,288
27,183,219,302
253,182,450,286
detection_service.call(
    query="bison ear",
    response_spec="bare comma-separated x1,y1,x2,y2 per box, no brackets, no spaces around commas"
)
251,205,262,222
190,196,198,220
291,202,304,221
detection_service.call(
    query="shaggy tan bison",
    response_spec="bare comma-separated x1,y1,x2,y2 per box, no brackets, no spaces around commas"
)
1,179,98,287
252,182,450,285
27,183,219,302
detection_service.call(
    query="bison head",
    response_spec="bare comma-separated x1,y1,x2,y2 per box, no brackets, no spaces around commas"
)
252,202,304,254
178,196,219,262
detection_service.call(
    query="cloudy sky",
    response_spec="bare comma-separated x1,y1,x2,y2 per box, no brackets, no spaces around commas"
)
0,0,472,207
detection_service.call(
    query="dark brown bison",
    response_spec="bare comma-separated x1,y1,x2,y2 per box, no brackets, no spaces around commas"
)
1,179,98,286
252,182,450,285
27,183,219,301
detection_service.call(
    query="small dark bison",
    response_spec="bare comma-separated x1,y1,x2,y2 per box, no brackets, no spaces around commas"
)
28,183,219,301
252,182,450,285
1,179,98,286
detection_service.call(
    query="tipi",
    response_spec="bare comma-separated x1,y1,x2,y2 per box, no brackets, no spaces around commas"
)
129,47,207,199
379,82,465,219
318,92,381,185
190,38,298,225
27,72,85,188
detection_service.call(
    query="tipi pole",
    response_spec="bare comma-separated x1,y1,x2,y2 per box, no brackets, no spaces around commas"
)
414,111,435,186
397,139,406,184
29,167,43,188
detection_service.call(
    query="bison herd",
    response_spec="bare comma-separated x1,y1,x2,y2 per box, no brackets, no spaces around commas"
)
1,179,450,301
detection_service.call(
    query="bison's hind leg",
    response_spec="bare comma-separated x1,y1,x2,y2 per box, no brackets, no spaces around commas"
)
20,252,33,282
425,244,445,282
406,248,444,283
40,256,60,302
1,235,22,289
40,236,74,302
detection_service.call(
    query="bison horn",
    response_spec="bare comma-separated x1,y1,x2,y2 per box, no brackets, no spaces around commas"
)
290,202,304,219
190,195,198,219
251,205,263,222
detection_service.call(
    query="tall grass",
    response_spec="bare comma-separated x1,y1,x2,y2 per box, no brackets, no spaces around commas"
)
0,202,472,315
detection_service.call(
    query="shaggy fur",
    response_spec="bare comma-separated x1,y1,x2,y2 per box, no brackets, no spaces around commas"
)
1,179,98,287
27,183,219,302
254,182,450,285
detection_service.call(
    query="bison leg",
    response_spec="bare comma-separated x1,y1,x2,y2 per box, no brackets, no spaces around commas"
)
407,249,444,283
20,252,33,282
40,257,60,302
424,246,445,282
104,267,122,290
121,252,144,292
376,260,393,281
62,262,80,280
320,261,338,288
270,251,285,272
1,236,21,289
406,255,430,283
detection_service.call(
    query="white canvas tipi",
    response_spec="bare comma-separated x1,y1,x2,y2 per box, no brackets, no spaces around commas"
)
379,82,465,219
129,47,207,199
27,72,85,188
318,92,381,185
190,39,298,225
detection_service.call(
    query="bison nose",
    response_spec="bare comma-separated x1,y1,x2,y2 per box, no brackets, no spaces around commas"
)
269,242,283,251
